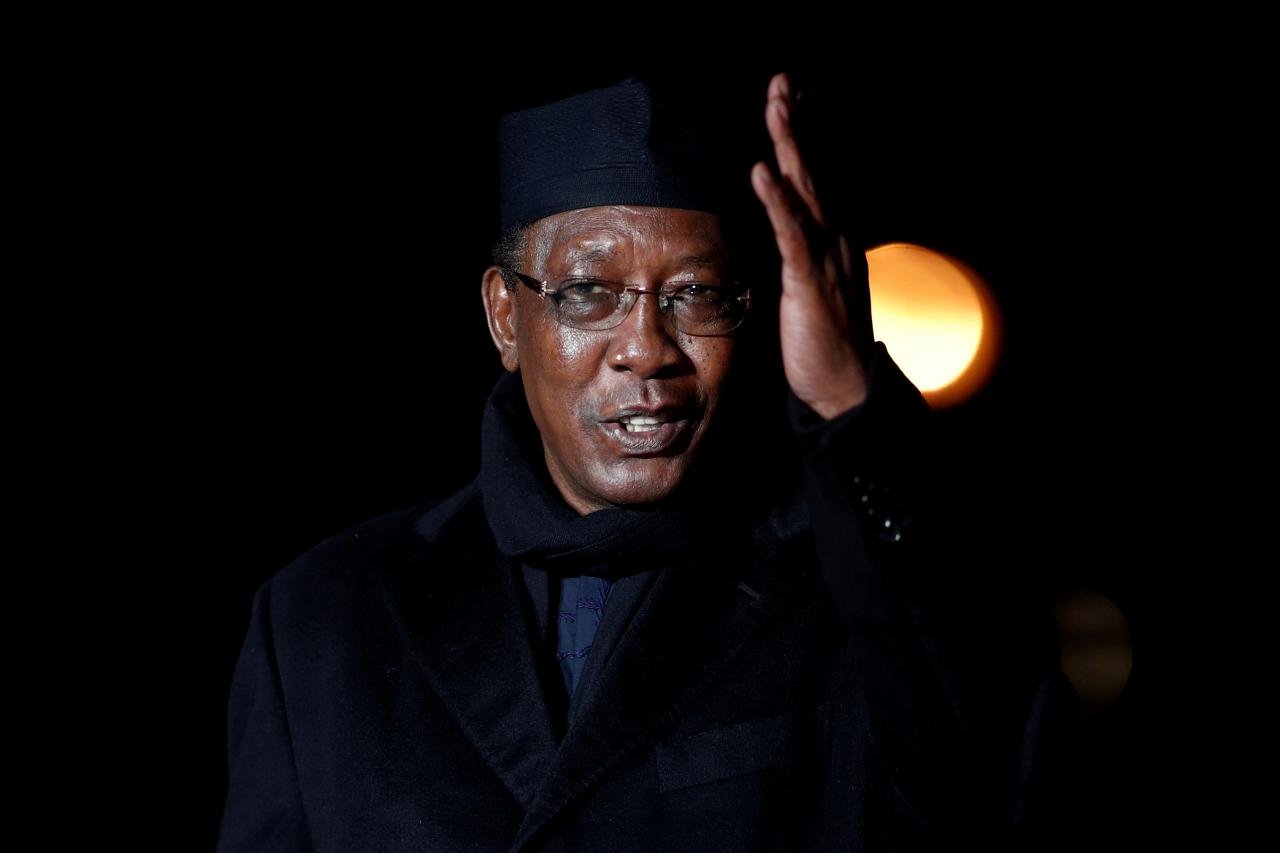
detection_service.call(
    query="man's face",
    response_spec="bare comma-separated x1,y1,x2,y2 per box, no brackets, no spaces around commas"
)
490,205,739,515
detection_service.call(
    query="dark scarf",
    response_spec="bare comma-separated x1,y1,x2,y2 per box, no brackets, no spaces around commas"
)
478,369,741,579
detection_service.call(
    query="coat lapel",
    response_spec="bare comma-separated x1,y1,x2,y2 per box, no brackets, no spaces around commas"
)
509,521,815,852
378,482,560,812
379,480,816,849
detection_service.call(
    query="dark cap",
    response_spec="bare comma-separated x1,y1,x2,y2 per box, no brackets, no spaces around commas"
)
496,75,738,233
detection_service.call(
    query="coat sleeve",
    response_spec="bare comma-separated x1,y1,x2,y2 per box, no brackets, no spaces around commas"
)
216,578,314,853
788,340,1082,850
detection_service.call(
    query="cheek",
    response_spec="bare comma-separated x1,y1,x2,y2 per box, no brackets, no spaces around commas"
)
523,324,610,429
686,338,736,396
549,326,601,370
519,313,601,382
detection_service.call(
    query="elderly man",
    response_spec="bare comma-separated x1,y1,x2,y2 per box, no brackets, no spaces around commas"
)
217,71,1074,852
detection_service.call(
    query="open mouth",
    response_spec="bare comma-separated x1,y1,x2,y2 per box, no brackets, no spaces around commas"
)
599,415,694,456
616,415,667,433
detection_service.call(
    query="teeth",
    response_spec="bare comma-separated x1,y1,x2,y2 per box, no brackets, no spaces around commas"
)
615,414,672,433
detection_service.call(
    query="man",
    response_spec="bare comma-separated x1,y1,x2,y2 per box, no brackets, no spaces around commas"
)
217,71,1077,851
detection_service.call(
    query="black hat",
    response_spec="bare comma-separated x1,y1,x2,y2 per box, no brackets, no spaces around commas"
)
496,75,738,233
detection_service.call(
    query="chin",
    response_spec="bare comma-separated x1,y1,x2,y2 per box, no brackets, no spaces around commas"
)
597,457,691,507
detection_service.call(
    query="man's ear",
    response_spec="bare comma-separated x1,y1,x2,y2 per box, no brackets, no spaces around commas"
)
481,266,520,372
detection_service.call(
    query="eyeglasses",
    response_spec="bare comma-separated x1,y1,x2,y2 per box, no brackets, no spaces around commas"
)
499,266,752,336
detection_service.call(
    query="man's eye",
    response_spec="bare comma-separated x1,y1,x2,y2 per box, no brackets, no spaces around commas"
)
675,284,727,303
558,281,617,303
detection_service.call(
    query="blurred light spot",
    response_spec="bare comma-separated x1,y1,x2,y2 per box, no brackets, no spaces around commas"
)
866,243,1002,408
1053,589,1133,716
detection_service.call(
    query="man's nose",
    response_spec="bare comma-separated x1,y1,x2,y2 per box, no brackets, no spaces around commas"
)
607,290,684,378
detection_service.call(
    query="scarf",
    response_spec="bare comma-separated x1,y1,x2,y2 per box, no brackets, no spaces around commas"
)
480,368,739,709
476,368,804,714
479,368,726,579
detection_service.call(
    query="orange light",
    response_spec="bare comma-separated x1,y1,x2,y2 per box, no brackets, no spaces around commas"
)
866,243,1002,408
1053,589,1134,716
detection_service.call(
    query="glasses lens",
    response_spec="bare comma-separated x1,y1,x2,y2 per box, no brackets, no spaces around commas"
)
551,280,749,335
555,280,626,328
672,285,746,334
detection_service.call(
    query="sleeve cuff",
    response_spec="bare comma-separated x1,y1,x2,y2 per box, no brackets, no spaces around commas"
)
786,340,889,454
786,340,934,548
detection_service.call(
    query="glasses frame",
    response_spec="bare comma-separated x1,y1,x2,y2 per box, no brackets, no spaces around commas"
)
498,266,752,336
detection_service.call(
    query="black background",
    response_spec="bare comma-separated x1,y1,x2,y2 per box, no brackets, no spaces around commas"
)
101,38,1206,850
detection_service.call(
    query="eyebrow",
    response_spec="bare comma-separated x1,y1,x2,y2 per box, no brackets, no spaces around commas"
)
676,253,727,270
564,247,727,270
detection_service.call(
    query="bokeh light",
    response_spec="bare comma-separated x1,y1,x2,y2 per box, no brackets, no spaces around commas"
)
866,243,1002,408
1054,589,1134,715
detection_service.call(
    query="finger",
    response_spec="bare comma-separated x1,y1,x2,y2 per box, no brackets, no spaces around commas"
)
755,157,836,264
837,231,855,281
765,72,825,228
838,231,875,343
751,160,825,290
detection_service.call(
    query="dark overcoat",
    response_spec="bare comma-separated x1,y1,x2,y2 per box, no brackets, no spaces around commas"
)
216,342,1079,852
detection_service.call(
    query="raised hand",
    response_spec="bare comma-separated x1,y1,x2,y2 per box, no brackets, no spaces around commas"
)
750,71,875,421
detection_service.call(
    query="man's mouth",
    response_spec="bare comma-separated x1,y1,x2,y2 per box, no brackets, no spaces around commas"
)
617,415,665,433
598,413,696,456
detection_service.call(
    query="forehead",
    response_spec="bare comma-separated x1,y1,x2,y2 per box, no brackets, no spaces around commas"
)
530,205,728,271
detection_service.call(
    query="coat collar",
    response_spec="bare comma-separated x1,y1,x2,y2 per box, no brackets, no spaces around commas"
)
378,476,815,849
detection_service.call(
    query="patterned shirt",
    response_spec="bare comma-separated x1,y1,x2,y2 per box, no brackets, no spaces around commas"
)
555,574,613,699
